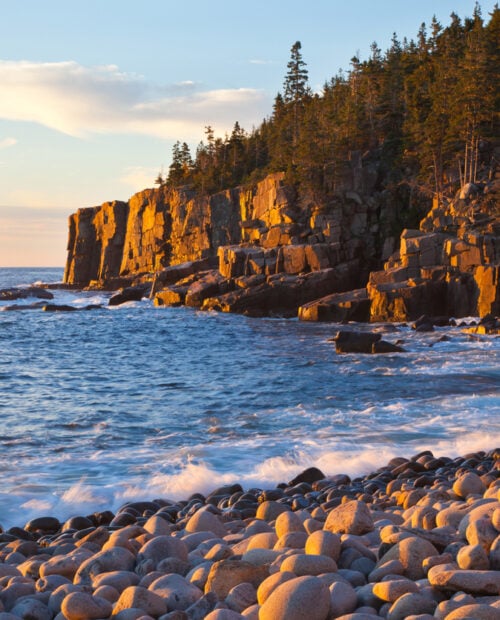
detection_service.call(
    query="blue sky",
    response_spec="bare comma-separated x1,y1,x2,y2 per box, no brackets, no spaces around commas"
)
0,0,496,266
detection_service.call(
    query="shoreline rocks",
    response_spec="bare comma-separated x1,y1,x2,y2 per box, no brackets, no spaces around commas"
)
1,449,499,619
61,155,500,323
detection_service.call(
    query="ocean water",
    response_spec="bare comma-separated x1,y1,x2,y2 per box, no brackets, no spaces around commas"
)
0,266,499,529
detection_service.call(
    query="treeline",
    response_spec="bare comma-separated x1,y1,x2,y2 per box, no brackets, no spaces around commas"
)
157,5,499,199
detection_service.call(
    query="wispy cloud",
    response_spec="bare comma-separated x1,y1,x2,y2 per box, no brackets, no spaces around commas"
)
0,137,17,149
249,59,276,65
0,60,269,140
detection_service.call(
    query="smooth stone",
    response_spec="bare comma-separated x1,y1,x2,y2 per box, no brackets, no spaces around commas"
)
143,515,173,536
73,547,136,585
225,583,257,613
204,560,269,601
246,532,277,550
324,500,374,535
187,562,213,590
148,574,202,611
113,585,167,617
0,581,36,610
92,570,140,592
453,472,486,498
136,535,188,572
329,580,357,617
10,598,52,620
305,530,341,561
273,531,308,550
457,501,500,538
241,604,259,619
61,592,112,620
386,593,437,620
204,543,233,562
428,567,500,595
259,575,330,620
368,559,405,582
183,591,217,618
275,511,305,538
457,544,490,570
377,536,438,580
444,604,500,619
280,553,337,576
36,574,72,593
185,508,227,538
372,578,419,602
114,609,156,620
257,571,296,605
466,517,498,551
48,584,86,615
204,610,244,620
93,584,120,604
39,549,93,580
255,501,290,522
241,548,280,565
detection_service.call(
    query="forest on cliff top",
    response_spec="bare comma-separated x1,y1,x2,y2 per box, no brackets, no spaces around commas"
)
157,5,499,205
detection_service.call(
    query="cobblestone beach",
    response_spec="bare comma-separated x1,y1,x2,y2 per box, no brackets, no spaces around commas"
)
1,449,499,620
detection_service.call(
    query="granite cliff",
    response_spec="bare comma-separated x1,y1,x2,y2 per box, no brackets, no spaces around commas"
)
64,150,500,323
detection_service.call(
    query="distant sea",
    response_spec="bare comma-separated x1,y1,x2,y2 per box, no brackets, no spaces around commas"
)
0,267,499,529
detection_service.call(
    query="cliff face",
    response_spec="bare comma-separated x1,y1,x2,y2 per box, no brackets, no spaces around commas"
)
64,185,245,286
64,154,499,322
64,163,401,288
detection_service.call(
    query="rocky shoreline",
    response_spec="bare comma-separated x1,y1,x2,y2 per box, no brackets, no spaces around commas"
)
62,153,500,325
1,449,499,620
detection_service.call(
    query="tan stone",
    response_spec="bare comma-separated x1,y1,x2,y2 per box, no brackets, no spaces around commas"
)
279,553,337,576
259,575,330,620
73,547,136,585
329,580,357,617
377,536,438,580
148,574,202,611
453,472,486,498
257,571,296,605
305,530,341,561
185,508,227,538
444,603,500,619
275,511,305,539
386,592,437,620
273,531,308,550
428,568,500,595
61,592,112,620
112,586,167,617
204,560,269,600
324,500,374,536
246,532,277,550
372,578,419,602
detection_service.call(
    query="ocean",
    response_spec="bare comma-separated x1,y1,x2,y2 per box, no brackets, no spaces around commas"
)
0,267,499,530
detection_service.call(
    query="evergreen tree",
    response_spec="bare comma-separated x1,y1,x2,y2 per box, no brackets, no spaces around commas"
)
283,41,310,103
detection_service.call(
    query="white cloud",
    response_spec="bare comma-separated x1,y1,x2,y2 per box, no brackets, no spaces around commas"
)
249,59,276,65
0,137,17,149
0,60,269,140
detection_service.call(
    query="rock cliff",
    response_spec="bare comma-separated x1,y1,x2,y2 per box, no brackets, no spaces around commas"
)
64,152,499,322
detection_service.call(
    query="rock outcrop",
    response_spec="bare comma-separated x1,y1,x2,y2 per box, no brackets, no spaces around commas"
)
64,150,500,321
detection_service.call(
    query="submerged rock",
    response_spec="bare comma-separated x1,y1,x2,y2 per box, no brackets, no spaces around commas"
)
333,330,405,354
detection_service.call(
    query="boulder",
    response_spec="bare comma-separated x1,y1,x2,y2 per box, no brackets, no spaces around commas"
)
324,500,374,535
109,284,150,306
258,575,330,620
0,286,53,301
204,560,269,600
298,288,370,322
428,567,500,595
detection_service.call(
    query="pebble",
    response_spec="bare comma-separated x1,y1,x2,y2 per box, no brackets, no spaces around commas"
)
259,575,330,620
0,449,499,619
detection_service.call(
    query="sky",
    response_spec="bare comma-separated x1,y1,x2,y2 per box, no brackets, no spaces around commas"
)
0,0,496,267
